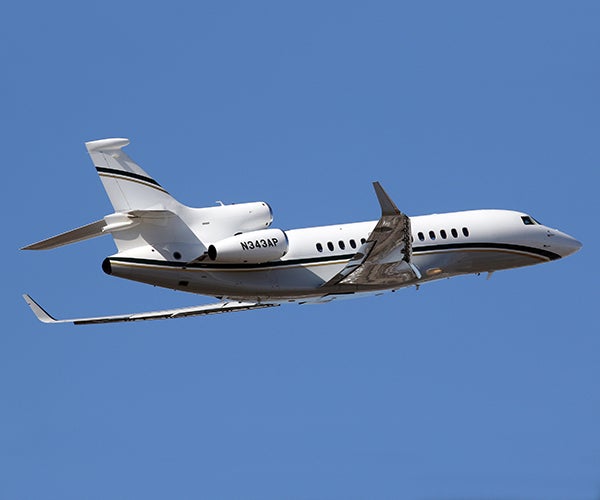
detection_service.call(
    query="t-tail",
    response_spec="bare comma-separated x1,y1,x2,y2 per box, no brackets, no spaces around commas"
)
87,138,181,212
21,138,185,252
22,138,275,260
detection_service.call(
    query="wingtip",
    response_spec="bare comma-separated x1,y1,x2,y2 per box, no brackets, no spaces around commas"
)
22,294,58,323
372,181,401,216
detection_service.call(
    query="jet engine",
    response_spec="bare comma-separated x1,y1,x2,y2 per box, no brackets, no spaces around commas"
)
204,202,273,235
207,228,288,264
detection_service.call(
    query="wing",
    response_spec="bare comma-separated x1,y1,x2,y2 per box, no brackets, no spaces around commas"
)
324,182,421,287
23,294,278,325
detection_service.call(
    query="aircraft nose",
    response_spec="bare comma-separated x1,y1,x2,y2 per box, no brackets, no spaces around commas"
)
563,235,583,256
548,231,582,258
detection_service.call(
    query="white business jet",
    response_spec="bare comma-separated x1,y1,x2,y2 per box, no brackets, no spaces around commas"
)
22,138,581,325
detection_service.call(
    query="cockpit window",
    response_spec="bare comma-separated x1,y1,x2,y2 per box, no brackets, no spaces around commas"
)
521,215,540,226
521,216,534,225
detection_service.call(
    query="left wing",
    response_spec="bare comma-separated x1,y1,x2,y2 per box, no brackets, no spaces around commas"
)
324,182,421,287
23,294,278,325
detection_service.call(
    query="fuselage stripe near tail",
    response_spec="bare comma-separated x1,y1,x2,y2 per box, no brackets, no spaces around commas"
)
96,167,162,187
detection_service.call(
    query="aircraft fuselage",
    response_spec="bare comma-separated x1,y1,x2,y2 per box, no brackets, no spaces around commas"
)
102,208,581,301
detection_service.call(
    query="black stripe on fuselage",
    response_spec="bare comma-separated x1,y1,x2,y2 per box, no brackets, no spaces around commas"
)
96,167,162,187
110,253,354,270
416,242,561,261
108,241,561,270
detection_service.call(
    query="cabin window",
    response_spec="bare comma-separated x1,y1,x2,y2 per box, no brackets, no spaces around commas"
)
338,240,345,250
451,228,458,238
462,227,470,237
327,242,334,251
316,243,323,252
440,229,447,239
360,238,366,244
418,232,425,241
349,239,357,249
429,230,436,240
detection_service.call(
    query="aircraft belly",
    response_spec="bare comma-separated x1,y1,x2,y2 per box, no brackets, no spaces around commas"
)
452,250,545,273
108,259,342,299
413,247,546,276
107,246,545,301
200,262,341,297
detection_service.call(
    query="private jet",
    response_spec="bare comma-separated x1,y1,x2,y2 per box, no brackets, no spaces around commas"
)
22,138,582,325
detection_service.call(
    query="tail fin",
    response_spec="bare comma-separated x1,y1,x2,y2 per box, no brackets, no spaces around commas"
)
86,138,181,212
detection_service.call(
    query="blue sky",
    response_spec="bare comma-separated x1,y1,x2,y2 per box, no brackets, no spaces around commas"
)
2,1,599,499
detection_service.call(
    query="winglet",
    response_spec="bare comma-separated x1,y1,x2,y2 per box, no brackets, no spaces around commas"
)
373,182,401,216
22,294,58,323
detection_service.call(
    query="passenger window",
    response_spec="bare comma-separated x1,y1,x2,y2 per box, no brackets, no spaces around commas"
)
418,232,425,241
338,240,345,250
327,242,334,251
349,239,356,249
451,228,458,238
462,227,469,237
429,230,436,240
440,229,447,239
360,238,366,244
316,243,323,252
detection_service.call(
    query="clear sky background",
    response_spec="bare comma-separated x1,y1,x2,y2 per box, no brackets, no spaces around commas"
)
2,1,599,499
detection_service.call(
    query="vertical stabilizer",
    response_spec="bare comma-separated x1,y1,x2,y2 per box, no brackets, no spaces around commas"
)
86,138,180,212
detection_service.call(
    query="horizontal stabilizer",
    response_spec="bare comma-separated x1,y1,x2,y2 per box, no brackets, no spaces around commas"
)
22,210,179,251
22,219,107,250
22,294,278,325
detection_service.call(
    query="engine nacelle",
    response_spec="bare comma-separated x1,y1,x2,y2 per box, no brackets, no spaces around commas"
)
199,202,273,237
208,228,288,264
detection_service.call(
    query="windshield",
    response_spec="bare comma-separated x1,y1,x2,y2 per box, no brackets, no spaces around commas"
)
521,215,542,226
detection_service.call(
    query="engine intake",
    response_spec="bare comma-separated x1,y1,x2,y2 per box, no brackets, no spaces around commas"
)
208,228,288,264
